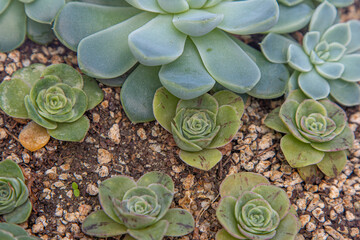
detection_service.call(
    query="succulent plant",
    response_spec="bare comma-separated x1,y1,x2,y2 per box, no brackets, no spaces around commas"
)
153,87,243,170
0,0,65,52
264,90,354,181
262,1,360,106
0,222,40,239
269,0,353,33
53,0,281,122
82,171,194,239
216,172,300,240
0,159,32,224
0,64,104,142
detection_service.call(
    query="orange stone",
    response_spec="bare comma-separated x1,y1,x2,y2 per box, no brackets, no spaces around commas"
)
19,121,50,152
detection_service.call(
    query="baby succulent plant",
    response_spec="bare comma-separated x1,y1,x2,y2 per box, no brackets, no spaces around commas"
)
153,87,244,171
216,172,300,240
264,90,354,181
0,223,40,240
0,64,104,142
270,0,353,33
54,0,281,122
0,0,65,52
262,1,360,106
82,171,194,239
0,159,32,224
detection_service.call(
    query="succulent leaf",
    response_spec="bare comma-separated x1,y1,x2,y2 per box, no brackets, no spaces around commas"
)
137,172,174,192
128,220,168,240
328,79,360,106
298,69,330,100
179,148,222,170
264,107,290,134
316,151,347,177
3,200,32,224
338,54,360,82
26,18,54,44
0,223,40,240
345,20,360,53
161,208,195,236
309,1,336,34
271,213,300,240
297,165,323,183
47,116,90,142
24,0,65,24
261,33,297,63
153,87,179,132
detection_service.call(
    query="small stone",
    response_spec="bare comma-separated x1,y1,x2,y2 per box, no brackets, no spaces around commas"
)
312,208,325,222
150,144,161,153
19,122,50,152
329,210,337,220
297,198,307,211
0,128,7,140
258,134,273,150
108,124,120,144
60,164,70,171
350,228,359,237
86,183,99,196
57,224,66,235
334,204,344,214
306,222,317,232
55,205,64,217
307,195,320,212
329,186,339,198
70,223,80,234
97,166,109,177
137,128,147,140
53,181,64,188
183,174,195,190
325,226,344,240
64,212,78,222
299,215,311,228
92,113,100,123
350,112,360,124
345,211,355,221
59,174,68,180
97,149,112,164
79,204,92,216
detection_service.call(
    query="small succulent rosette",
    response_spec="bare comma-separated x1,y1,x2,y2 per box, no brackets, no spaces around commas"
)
265,90,354,181
0,0,65,52
269,0,353,33
0,222,40,239
82,171,194,240
261,1,360,106
153,87,244,171
216,172,300,240
0,159,32,224
0,64,104,142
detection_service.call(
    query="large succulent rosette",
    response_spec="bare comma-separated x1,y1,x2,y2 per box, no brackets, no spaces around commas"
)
216,172,300,240
82,172,194,240
153,87,244,170
265,90,354,181
0,64,104,141
0,0,65,52
0,223,40,240
0,159,32,224
262,1,360,106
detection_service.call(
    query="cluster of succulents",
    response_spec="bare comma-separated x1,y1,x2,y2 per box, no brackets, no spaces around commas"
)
0,222,40,240
153,88,244,170
82,171,195,239
0,159,32,224
0,63,103,142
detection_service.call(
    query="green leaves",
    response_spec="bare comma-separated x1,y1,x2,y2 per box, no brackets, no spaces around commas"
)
0,223,41,240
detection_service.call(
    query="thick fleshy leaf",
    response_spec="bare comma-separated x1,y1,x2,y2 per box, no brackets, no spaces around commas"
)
252,185,290,219
297,165,322,183
216,196,247,239
96,75,126,87
311,125,354,152
177,92,218,114
309,1,336,35
203,0,223,8
286,72,300,96
12,64,46,87
329,0,354,7
268,3,313,33
82,210,127,237
0,159,25,181
82,76,104,110
315,62,344,80
0,230,14,240
329,79,360,106
303,32,320,55
317,151,347,177
78,0,131,6
0,0,10,14
159,39,215,100
78,12,155,79
298,69,330,100
319,99,346,135
120,65,162,123
128,220,168,240
0,222,28,236
99,176,137,224
3,200,32,224
216,229,240,240
148,184,173,220
272,213,300,240
264,107,289,134
41,64,83,88
338,54,360,82
287,44,312,72
208,105,241,148
287,88,308,103
161,208,194,236
322,23,351,46
346,20,360,53
173,9,223,37
128,14,187,66
125,0,164,13
47,116,90,141
179,149,222,171
260,33,297,63
208,0,278,35
157,0,189,13
25,0,64,24
187,0,206,8
153,87,179,132
295,100,327,128
0,0,26,52
280,134,325,168
171,121,204,152
192,29,260,93
137,171,174,192
27,18,54,44
212,90,244,118
24,95,57,129
327,42,346,62
220,172,269,198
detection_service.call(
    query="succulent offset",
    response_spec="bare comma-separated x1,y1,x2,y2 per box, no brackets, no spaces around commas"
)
0,159,32,224
264,90,354,181
262,1,360,106
269,0,353,33
216,172,300,240
0,0,65,52
82,171,194,239
0,64,104,142
0,223,40,239
54,0,282,122
153,87,243,170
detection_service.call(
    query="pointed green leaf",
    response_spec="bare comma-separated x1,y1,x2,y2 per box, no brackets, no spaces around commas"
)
82,210,127,237
317,151,347,177
41,64,83,88
315,62,344,80
295,99,327,127
47,115,89,141
137,171,174,192
327,42,346,61
287,44,312,72
82,76,104,110
25,0,64,24
322,23,351,46
280,134,325,168
120,65,162,123
216,229,240,240
3,200,32,224
128,220,168,240
0,0,10,14
161,208,194,236
311,125,354,152
179,149,222,171
27,19,54,45
24,95,57,129
345,20,360,53
125,0,164,13
0,159,25,181
328,79,360,106
298,69,330,100
148,184,174,221
0,223,28,236
153,87,179,132
309,1,336,34
272,213,300,240
319,99,346,135
261,33,297,63
157,0,189,13
0,230,13,240
177,92,218,113
303,32,320,55
212,90,244,118
264,107,289,134
297,165,322,183
338,54,360,82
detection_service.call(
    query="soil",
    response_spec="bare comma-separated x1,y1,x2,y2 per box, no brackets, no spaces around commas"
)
0,4,360,240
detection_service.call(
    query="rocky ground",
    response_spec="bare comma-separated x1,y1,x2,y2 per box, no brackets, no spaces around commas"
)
0,5,360,240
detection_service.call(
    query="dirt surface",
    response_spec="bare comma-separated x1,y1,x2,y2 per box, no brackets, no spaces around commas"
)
1,5,360,240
